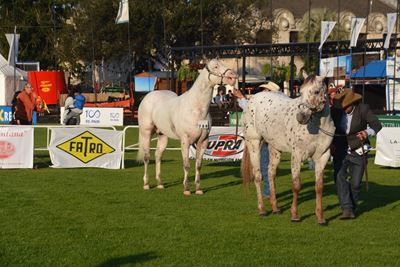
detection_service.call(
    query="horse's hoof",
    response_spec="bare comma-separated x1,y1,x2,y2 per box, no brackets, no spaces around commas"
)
318,220,328,226
259,212,267,217
195,190,204,195
291,217,301,223
143,185,150,190
183,191,191,196
156,185,165,189
272,209,282,215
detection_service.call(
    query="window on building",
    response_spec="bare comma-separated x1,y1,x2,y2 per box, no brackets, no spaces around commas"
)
290,31,298,43
256,29,272,44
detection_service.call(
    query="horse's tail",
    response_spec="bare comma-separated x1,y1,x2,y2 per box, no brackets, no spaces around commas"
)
241,146,254,187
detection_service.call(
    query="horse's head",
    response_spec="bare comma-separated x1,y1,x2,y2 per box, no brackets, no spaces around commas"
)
204,59,238,86
296,75,327,124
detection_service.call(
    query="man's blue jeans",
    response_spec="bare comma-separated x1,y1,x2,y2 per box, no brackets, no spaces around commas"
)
260,142,270,197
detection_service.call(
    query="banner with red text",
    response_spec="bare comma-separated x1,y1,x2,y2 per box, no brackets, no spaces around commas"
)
0,127,34,169
189,127,244,161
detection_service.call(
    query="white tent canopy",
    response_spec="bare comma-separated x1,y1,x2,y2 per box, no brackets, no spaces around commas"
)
0,54,27,106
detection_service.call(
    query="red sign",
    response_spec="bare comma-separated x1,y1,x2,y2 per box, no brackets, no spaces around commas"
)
0,141,15,159
28,71,66,105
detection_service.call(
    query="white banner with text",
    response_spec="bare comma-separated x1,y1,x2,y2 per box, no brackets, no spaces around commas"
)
0,127,33,169
49,128,123,169
189,127,244,161
375,127,400,168
60,107,124,126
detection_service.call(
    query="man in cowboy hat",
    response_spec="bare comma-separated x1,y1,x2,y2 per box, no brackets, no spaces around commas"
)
331,88,382,220
232,81,280,198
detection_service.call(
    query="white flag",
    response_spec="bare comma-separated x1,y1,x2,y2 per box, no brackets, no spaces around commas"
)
350,18,365,47
115,0,129,24
5,33,20,65
384,13,397,49
319,21,336,51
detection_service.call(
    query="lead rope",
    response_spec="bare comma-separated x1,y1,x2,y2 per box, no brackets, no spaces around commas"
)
361,142,369,192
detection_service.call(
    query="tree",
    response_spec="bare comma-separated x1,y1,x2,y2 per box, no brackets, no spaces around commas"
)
0,0,75,70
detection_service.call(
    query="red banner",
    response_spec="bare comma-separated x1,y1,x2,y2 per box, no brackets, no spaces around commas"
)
28,71,66,105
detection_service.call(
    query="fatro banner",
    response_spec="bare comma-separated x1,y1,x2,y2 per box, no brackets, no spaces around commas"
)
49,128,123,169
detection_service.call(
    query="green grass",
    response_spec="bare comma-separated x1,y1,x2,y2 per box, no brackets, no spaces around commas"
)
1,128,399,266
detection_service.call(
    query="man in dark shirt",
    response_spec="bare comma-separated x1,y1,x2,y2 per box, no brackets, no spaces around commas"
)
331,89,382,220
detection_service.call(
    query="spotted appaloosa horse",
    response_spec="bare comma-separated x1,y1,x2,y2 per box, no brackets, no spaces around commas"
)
137,59,238,195
241,75,335,225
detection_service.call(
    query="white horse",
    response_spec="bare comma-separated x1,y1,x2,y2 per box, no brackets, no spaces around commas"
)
137,59,238,195
241,75,335,225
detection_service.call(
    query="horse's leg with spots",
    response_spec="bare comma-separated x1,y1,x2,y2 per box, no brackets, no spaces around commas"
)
194,136,208,195
180,137,191,195
268,147,281,214
155,134,168,189
290,153,302,222
314,150,330,225
246,139,265,216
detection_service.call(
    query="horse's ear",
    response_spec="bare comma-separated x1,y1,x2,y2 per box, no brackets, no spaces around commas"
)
317,75,326,82
302,70,309,79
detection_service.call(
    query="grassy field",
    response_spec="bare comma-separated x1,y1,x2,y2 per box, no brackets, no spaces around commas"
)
0,127,399,266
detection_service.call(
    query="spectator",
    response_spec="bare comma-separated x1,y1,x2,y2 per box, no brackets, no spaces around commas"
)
63,90,86,125
233,81,280,198
14,83,36,125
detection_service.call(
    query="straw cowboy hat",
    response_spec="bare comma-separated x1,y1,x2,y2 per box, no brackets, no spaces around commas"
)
333,88,362,109
259,81,280,92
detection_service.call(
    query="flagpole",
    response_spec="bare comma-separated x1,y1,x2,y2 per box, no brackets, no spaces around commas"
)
393,0,399,112
128,14,132,95
318,49,322,75
349,47,352,88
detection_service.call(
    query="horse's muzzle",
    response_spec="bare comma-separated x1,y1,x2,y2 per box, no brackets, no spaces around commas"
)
222,70,238,86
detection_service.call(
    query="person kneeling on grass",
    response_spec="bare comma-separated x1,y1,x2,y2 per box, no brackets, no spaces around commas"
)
63,90,85,125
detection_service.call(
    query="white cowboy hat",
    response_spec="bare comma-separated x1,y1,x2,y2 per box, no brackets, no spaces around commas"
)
259,81,280,92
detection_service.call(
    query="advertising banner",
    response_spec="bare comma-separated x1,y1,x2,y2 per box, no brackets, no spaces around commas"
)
320,55,349,78
189,127,244,161
28,71,66,105
375,127,400,167
0,106,13,124
60,107,124,126
49,128,123,169
0,127,34,169
385,79,400,111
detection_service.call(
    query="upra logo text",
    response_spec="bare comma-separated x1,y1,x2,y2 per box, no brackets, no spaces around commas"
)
193,134,244,157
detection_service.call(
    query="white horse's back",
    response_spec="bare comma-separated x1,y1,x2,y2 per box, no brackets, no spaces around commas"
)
139,90,181,139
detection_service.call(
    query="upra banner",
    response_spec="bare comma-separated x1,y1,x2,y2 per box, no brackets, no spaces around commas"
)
375,127,400,168
49,128,123,169
0,127,33,169
189,127,244,161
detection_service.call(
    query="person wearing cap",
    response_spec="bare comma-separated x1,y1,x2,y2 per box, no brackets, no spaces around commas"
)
232,81,280,198
14,83,36,125
331,88,382,220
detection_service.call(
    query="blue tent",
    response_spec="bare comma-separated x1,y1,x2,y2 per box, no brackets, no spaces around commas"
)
351,60,387,79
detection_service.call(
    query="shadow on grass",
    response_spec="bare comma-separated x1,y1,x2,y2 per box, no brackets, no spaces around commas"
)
123,159,174,168
269,177,400,222
96,252,158,267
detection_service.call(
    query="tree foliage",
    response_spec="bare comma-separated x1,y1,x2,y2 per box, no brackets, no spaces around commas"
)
0,0,270,79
